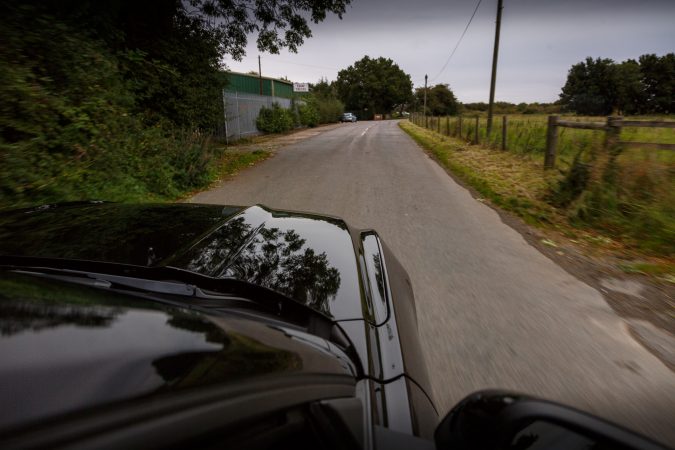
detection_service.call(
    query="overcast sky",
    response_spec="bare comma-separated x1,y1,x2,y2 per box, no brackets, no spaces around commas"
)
224,0,675,103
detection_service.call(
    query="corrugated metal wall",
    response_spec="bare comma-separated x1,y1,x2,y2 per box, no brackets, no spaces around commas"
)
225,72,294,98
222,91,296,141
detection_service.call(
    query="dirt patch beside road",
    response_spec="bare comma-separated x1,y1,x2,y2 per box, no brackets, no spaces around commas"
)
226,122,345,154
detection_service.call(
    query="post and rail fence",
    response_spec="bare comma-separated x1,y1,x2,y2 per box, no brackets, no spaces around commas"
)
409,113,675,171
544,115,675,169
410,111,508,150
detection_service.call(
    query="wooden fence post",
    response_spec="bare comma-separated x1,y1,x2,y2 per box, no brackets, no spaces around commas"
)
473,116,479,145
501,115,507,151
437,116,441,133
458,116,463,138
446,116,450,136
605,116,622,150
544,115,558,169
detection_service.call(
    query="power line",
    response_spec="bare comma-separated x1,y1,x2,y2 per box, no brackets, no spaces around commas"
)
268,58,339,71
430,0,483,82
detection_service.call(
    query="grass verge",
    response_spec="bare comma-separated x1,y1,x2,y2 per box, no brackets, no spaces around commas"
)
399,120,674,280
214,149,271,181
400,120,558,226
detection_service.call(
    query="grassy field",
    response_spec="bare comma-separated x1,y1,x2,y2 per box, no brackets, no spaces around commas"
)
419,114,675,170
403,115,675,265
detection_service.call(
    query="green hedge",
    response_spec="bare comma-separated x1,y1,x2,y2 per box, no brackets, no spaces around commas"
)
298,103,320,127
0,9,222,209
256,103,295,133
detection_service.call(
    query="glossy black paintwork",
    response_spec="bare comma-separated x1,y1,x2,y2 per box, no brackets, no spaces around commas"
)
0,202,239,266
0,271,355,432
0,202,438,438
0,203,363,322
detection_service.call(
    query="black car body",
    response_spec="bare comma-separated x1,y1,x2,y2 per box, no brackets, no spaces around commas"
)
0,202,437,449
0,202,669,450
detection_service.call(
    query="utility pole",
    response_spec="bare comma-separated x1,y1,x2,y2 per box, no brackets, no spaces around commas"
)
486,0,503,136
424,74,428,128
258,55,263,95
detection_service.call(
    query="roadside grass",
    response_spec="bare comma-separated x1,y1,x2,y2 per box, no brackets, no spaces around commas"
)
429,114,675,170
400,121,559,226
176,147,270,202
214,148,270,179
0,139,270,210
399,120,675,278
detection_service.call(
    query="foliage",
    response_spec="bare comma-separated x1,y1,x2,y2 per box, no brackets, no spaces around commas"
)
415,84,459,116
560,57,618,115
1,0,348,208
11,0,350,131
0,8,267,209
460,102,560,115
335,56,413,118
298,103,320,127
185,0,351,60
256,104,295,133
218,149,271,179
310,79,338,98
639,53,675,114
313,96,345,123
409,114,675,257
24,0,350,61
615,60,645,115
559,54,675,115
308,80,344,123
399,121,553,226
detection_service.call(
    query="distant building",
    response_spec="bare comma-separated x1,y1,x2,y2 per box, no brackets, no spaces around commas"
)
224,71,294,98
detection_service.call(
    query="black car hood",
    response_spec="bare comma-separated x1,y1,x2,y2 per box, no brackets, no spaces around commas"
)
0,271,355,432
0,202,364,321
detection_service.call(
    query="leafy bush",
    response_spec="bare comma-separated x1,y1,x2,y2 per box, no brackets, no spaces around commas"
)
256,103,295,133
312,96,344,123
0,9,222,209
298,103,319,127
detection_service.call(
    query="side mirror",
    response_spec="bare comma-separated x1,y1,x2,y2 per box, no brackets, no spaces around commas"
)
435,390,669,450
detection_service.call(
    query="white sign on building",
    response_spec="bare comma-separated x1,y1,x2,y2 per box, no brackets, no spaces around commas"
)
293,82,310,93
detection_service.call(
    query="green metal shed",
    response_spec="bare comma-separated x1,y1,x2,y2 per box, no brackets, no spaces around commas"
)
224,71,294,98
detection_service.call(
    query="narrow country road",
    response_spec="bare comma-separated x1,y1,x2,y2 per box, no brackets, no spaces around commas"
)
191,120,675,444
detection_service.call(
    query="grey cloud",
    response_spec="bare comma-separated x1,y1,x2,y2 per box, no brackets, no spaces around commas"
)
225,0,675,102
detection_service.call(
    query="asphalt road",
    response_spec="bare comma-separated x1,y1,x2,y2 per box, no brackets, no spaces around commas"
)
192,120,675,445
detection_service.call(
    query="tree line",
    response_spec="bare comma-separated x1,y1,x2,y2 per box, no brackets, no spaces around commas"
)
333,53,674,119
559,54,675,116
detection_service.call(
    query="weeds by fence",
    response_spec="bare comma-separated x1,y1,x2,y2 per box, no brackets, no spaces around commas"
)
407,113,675,256
409,113,675,170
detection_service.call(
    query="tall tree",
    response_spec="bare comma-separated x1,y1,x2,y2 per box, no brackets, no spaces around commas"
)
9,0,352,129
335,56,413,117
615,59,645,115
27,0,351,60
310,79,338,98
414,84,458,116
639,53,675,114
559,57,618,115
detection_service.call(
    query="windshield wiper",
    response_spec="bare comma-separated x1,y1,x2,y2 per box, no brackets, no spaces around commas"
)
12,268,246,299
0,255,333,328
0,255,363,377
